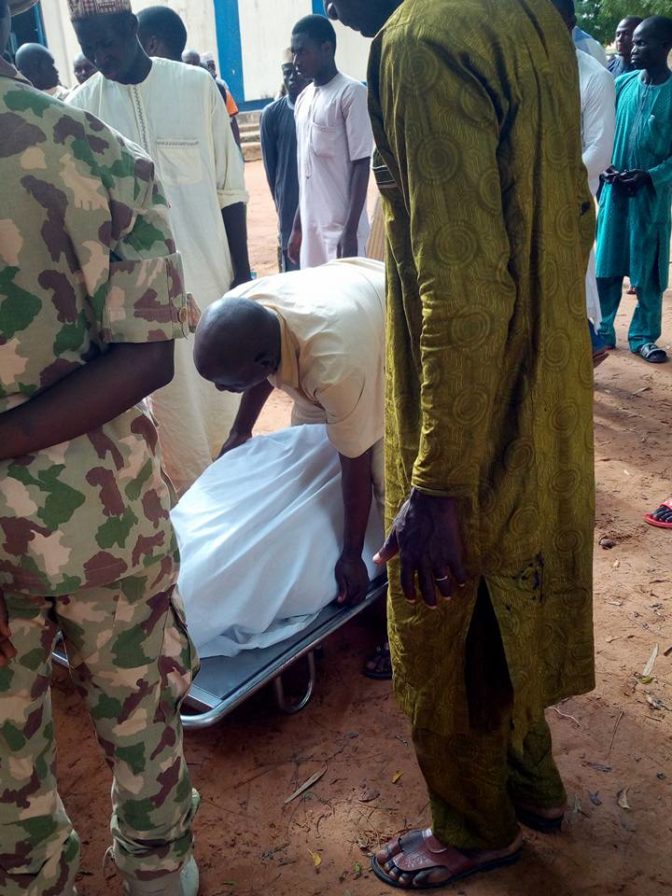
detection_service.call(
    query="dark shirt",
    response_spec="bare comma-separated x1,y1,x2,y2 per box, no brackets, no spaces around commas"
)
260,96,299,250
608,55,635,77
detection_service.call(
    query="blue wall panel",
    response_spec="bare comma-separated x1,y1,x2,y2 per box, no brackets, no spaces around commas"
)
213,0,330,110
213,0,245,104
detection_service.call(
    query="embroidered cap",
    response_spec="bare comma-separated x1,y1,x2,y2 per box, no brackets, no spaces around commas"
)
68,0,132,20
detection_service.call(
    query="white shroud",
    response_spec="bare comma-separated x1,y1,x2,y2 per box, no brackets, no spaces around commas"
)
171,425,384,658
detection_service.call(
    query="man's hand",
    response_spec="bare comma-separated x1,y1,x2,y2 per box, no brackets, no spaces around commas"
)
374,489,467,607
287,226,302,265
618,169,652,195
0,592,17,669
337,226,359,259
218,430,252,458
601,165,622,184
335,551,370,606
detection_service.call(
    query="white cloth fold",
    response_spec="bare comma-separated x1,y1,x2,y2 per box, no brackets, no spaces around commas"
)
171,425,384,658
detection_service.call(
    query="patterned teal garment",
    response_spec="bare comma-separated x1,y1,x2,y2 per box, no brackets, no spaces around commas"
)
596,72,672,290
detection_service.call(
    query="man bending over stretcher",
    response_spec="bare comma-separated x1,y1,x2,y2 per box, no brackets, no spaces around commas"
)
194,258,385,609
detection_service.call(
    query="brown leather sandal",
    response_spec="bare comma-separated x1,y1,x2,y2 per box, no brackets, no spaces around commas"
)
371,828,522,890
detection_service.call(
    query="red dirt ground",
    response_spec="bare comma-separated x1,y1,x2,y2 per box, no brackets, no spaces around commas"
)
52,160,671,896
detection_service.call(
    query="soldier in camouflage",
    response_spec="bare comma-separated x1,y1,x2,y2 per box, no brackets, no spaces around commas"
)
0,1,200,893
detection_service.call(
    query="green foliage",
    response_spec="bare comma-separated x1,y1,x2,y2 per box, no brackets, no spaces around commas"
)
576,0,672,44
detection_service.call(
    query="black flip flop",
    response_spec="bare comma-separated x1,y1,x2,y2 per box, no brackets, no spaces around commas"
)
363,643,392,680
636,343,668,364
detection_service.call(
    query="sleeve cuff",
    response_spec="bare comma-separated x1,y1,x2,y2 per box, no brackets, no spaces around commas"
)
101,251,188,343
218,188,249,208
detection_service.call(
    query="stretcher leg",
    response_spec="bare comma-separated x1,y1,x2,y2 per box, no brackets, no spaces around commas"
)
272,650,317,714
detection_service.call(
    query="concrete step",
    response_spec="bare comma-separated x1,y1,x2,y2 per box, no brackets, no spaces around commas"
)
240,130,260,144
243,141,262,162
237,109,263,127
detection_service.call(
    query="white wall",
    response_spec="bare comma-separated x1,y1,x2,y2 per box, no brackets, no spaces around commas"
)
43,0,220,90
238,1,371,102
239,0,311,101
41,1,81,89
42,0,371,101
331,17,372,85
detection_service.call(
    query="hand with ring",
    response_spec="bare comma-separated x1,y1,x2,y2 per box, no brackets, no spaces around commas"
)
374,489,467,607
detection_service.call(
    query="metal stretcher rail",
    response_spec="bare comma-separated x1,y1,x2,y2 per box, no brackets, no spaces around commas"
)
180,574,388,729
52,575,388,731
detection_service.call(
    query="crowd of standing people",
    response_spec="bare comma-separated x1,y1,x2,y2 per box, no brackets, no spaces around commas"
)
1,0,671,894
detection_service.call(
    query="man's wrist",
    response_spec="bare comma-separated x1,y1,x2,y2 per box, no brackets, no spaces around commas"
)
340,545,364,560
411,485,453,500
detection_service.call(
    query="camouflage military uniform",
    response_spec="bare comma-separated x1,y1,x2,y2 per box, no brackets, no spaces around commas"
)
0,60,199,895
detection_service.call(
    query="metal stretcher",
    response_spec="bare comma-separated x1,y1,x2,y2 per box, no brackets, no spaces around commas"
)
53,574,387,731
180,574,388,729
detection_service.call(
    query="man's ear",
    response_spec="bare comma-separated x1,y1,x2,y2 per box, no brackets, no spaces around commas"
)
257,351,277,372
144,34,158,55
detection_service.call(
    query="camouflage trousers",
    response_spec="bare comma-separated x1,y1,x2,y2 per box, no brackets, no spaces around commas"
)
0,560,200,895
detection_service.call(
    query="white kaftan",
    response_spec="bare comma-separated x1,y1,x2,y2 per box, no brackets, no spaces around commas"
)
67,58,248,493
578,50,616,325
294,72,373,268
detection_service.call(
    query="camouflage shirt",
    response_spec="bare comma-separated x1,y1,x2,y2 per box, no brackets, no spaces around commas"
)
0,62,187,596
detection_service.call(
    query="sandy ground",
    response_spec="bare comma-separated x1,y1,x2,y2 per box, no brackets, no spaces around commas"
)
51,161,672,896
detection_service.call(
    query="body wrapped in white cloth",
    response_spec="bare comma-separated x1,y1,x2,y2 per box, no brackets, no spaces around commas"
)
171,425,384,658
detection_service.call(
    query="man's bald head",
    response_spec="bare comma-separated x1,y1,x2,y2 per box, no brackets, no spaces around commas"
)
73,51,96,83
15,42,60,89
615,17,643,61
137,5,187,61
194,297,281,393
632,16,672,72
182,48,201,67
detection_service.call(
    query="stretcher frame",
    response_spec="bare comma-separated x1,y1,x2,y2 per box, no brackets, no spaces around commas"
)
52,574,387,731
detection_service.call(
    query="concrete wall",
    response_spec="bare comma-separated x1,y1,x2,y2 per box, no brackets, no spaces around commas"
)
237,0,371,102
39,0,371,103
42,0,220,90
238,0,308,101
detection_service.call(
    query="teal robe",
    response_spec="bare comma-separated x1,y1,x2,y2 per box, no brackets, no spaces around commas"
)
596,72,672,291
